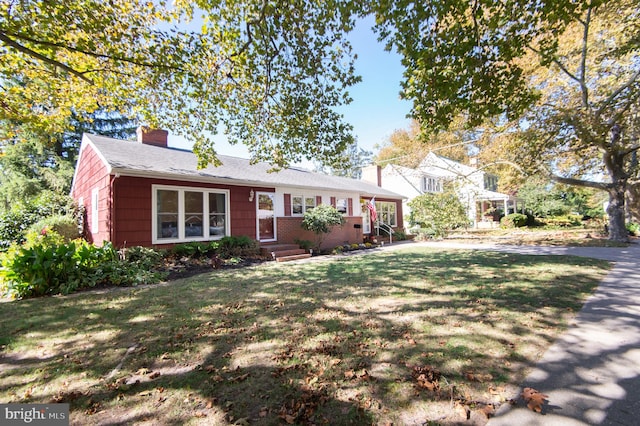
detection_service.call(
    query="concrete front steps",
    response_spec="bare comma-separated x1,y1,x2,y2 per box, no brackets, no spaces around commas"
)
260,244,312,262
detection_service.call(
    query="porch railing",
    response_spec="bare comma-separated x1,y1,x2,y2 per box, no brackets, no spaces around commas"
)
375,221,394,245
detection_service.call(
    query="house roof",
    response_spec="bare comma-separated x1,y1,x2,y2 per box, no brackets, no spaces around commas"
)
419,152,478,178
78,134,404,199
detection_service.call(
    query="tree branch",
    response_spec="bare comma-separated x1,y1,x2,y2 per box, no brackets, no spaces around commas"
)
527,45,581,85
0,31,94,84
596,68,640,120
1,29,187,72
550,174,609,191
578,6,592,108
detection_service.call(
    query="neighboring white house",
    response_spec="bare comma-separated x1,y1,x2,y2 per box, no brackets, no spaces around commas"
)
362,152,522,229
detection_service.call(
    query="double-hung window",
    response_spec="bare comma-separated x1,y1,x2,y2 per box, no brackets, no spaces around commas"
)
153,185,229,243
291,195,316,215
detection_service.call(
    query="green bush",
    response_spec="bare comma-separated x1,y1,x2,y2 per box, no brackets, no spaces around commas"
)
392,230,407,241
170,241,216,258
0,194,78,250
500,213,528,228
411,227,439,240
0,236,166,300
301,204,345,251
294,238,314,251
122,246,165,269
542,214,583,228
408,191,469,238
28,214,80,241
627,222,640,236
216,236,260,258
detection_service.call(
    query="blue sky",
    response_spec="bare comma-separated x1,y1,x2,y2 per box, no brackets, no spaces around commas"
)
169,16,412,161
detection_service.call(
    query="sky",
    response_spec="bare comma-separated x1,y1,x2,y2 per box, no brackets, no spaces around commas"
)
169,16,413,163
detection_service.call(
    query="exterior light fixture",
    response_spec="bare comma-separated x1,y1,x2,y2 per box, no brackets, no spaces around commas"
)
249,189,255,202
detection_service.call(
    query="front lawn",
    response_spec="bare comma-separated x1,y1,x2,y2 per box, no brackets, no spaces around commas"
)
0,247,610,425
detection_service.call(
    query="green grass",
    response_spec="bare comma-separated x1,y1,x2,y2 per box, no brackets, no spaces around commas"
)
0,247,610,425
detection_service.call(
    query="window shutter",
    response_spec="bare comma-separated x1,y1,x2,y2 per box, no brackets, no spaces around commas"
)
347,198,353,216
330,197,336,207
284,193,291,216
316,195,322,206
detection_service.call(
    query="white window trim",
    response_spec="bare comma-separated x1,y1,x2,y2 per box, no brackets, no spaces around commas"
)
291,194,316,216
256,191,277,242
91,189,99,234
152,184,230,244
375,201,398,227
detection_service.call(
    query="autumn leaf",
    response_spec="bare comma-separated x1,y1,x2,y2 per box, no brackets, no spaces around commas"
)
521,387,548,413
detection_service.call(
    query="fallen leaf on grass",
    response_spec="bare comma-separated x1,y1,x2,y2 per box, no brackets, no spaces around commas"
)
521,387,548,413
228,373,249,383
411,365,441,391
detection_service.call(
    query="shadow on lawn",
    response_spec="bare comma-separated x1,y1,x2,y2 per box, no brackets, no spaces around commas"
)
0,248,610,425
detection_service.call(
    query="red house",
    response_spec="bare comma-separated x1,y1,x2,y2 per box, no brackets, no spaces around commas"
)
70,128,405,252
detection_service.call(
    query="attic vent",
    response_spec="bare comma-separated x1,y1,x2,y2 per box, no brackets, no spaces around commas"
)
136,126,168,148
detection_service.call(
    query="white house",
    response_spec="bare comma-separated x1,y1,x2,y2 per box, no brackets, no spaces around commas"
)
362,152,522,229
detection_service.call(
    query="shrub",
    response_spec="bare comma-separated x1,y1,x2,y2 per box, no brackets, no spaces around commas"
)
627,222,640,236
28,214,80,241
411,227,439,240
301,204,345,251
121,246,165,269
408,191,469,238
170,242,216,258
294,239,314,251
0,194,79,250
500,213,528,228
393,230,407,241
0,237,166,300
542,215,583,228
216,236,260,258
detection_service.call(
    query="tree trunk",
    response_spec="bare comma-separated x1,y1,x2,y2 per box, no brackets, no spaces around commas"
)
603,124,630,242
626,182,640,224
607,186,628,241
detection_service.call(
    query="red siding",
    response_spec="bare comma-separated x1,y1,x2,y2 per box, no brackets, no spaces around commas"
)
110,176,271,248
284,193,292,216
71,144,111,245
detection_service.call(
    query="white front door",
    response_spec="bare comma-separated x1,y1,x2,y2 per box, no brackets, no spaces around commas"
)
257,192,276,242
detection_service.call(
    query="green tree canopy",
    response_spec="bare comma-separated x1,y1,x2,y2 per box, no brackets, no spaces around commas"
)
2,0,637,239
408,189,470,238
1,0,361,168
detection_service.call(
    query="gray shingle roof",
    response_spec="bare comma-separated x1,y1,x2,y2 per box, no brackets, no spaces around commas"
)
83,134,404,199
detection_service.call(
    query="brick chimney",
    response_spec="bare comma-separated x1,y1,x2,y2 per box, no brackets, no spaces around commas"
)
361,164,382,187
136,126,168,148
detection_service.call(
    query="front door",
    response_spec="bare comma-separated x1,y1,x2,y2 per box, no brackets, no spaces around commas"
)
257,192,276,241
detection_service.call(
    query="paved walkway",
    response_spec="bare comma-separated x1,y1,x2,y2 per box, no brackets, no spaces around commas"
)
412,241,640,426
